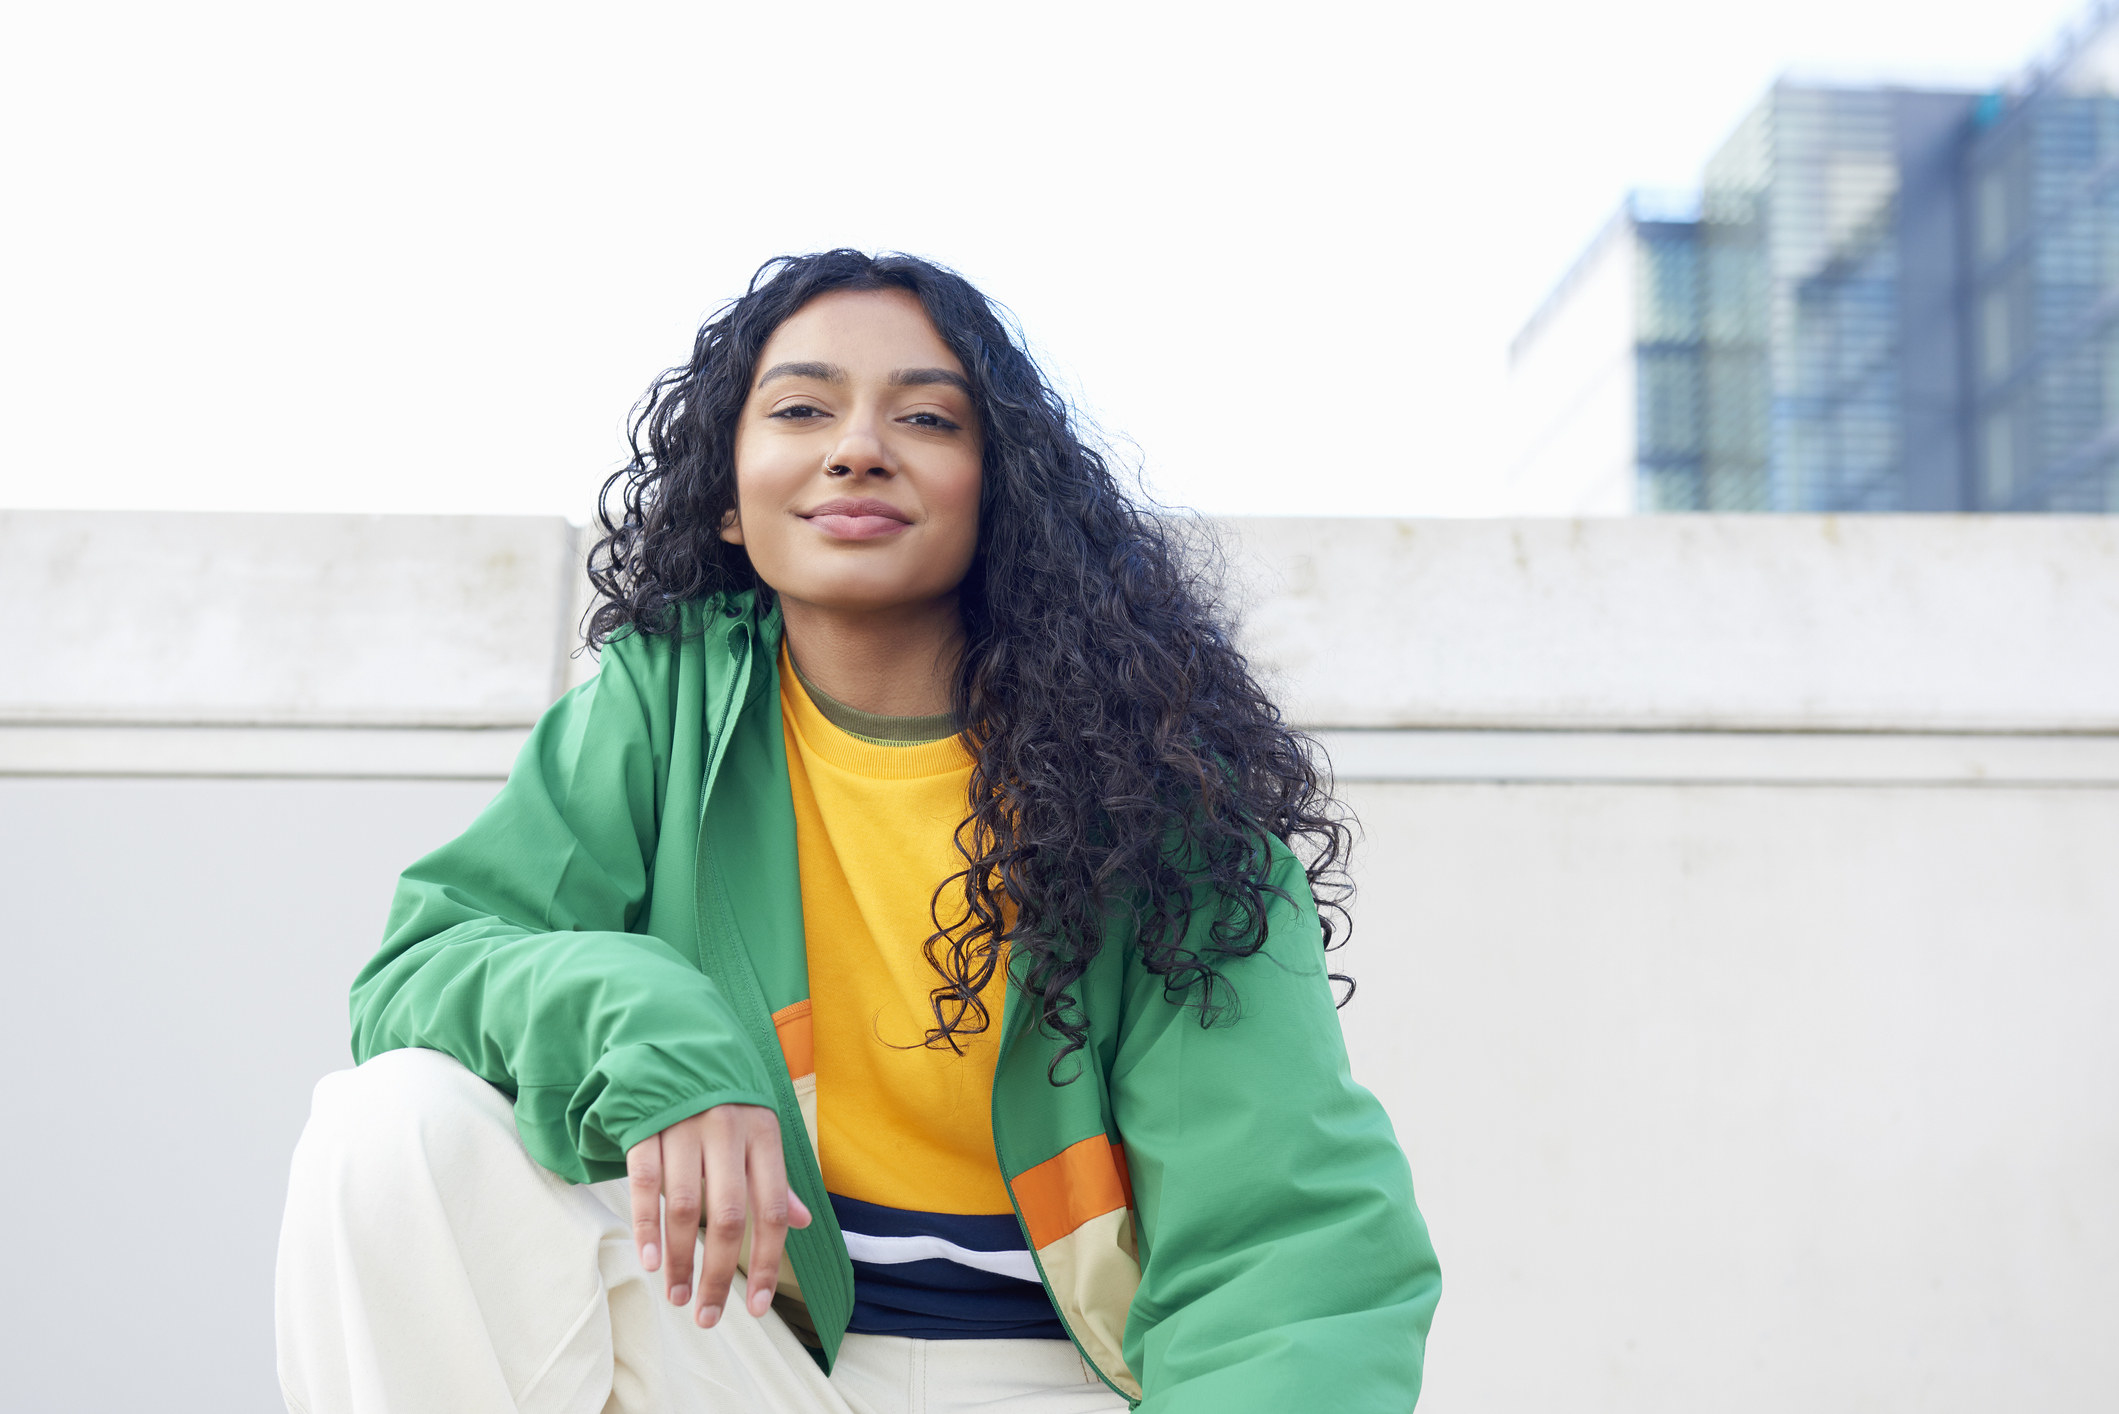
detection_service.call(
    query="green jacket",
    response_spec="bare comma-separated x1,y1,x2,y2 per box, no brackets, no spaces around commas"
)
352,592,1440,1410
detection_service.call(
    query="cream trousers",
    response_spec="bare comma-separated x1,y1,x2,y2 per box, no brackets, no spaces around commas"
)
276,1048,1130,1414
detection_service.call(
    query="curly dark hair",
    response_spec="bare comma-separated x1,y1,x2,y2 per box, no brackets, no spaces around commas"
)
587,250,1353,1079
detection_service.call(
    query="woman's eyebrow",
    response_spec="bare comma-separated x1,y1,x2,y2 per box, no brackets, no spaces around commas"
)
890,367,973,397
755,360,845,388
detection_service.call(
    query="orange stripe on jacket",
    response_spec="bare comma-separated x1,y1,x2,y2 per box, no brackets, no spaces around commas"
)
773,999,813,1078
1012,1135,1133,1248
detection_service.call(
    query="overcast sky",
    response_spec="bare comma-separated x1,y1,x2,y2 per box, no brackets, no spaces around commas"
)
0,0,2094,521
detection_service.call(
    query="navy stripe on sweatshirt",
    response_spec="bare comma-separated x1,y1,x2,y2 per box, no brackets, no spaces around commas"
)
829,1193,1068,1340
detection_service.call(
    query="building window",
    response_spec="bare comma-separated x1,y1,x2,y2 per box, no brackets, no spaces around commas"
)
1638,350,1704,459
1976,167,2010,263
2103,322,2119,434
1981,288,2014,383
1983,409,2017,505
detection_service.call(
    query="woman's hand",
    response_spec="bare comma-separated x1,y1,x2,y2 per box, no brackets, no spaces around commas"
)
625,1103,813,1327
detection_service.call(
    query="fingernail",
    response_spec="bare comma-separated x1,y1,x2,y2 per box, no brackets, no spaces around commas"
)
669,1283,689,1305
698,1305,721,1328
749,1288,772,1317
641,1243,659,1271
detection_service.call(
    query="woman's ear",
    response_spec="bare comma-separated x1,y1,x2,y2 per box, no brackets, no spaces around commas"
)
718,507,744,546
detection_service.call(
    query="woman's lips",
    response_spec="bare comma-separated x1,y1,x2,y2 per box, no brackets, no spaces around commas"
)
801,498,913,541
808,513,910,540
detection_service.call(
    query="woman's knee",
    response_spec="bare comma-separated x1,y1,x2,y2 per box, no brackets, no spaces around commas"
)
294,1048,520,1193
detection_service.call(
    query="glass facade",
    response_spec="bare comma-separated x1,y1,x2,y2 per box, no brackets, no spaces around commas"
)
1635,214,1706,510
1965,83,2119,510
1642,85,1979,512
1512,14,2119,514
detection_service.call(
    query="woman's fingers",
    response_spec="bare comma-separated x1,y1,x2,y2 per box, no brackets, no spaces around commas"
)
624,1135,664,1275
633,1105,812,1328
695,1112,751,1327
660,1121,704,1307
741,1118,794,1318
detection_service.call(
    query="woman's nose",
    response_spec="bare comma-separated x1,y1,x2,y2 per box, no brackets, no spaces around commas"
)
823,420,893,478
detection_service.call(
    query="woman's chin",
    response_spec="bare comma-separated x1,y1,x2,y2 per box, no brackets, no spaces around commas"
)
772,578,962,620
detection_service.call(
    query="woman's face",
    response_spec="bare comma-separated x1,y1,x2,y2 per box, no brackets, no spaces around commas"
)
724,288,984,617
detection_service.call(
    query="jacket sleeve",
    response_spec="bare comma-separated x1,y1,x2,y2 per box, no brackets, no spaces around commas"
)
1113,843,1441,1412
349,630,778,1184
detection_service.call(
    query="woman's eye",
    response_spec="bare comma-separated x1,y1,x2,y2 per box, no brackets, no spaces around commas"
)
904,412,960,430
770,404,825,420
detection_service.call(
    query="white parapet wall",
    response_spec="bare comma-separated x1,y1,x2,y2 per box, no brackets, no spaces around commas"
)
1222,513,2119,730
2,509,2116,1414
8,510,2118,779
1223,514,2119,786
0,509,582,776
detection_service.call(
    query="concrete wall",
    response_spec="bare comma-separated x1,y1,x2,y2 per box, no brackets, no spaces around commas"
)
3,509,2115,1412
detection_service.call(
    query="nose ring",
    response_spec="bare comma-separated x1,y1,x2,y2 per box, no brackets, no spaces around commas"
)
824,455,849,478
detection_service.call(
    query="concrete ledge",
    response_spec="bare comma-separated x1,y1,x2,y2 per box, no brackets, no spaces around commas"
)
0,510,581,727
1311,729,2119,786
0,724,531,779
11,720,2115,786
9,511,2118,743
1224,516,2119,732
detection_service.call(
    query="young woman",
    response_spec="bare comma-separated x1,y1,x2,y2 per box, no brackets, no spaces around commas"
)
276,251,1440,1414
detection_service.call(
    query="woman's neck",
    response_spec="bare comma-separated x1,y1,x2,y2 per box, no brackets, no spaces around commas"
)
775,593,963,718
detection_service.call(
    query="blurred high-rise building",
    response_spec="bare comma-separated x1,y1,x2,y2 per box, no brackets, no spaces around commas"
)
1509,5,2119,513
